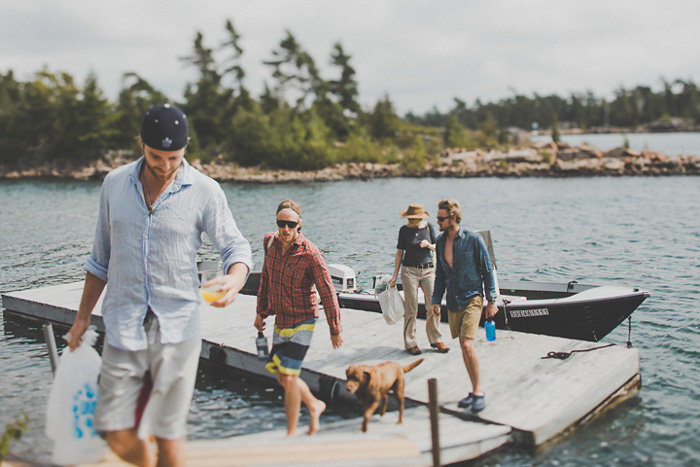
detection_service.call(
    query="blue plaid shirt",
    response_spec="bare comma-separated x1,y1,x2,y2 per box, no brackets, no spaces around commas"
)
432,227,497,311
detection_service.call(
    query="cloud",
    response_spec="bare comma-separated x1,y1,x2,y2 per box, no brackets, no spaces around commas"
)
1,0,699,115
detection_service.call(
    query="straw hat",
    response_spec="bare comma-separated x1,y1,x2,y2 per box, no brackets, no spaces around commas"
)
400,203,429,219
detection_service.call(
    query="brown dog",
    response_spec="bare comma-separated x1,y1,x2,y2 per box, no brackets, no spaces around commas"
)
345,358,423,432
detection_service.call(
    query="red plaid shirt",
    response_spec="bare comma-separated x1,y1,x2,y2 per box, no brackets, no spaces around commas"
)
256,232,342,335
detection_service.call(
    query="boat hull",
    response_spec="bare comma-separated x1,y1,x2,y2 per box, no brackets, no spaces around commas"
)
337,281,650,342
242,270,650,342
502,293,648,341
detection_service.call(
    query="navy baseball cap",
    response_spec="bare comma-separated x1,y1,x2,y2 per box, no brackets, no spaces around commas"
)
140,104,189,151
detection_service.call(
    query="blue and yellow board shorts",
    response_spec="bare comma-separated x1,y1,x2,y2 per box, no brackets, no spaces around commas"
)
265,318,317,376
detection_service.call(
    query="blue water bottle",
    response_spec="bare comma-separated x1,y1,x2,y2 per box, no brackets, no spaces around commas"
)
485,319,496,341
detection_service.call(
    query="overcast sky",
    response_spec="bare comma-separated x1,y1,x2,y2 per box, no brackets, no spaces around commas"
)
2,1,699,116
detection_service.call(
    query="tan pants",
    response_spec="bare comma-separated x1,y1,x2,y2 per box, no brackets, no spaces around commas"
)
401,266,442,349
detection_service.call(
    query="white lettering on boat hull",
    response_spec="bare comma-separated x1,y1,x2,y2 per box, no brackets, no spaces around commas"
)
510,308,550,318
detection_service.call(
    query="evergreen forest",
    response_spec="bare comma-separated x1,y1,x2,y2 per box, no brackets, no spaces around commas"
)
1,19,699,171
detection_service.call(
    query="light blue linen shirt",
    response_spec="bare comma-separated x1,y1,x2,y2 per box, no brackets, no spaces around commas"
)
85,157,252,351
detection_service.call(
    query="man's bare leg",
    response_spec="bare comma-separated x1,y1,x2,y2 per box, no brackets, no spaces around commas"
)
278,374,326,436
459,336,482,395
155,437,186,467
106,429,155,467
297,378,326,435
279,374,302,436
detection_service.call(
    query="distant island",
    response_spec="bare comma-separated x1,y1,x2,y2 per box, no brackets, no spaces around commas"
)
3,21,700,182
2,140,698,183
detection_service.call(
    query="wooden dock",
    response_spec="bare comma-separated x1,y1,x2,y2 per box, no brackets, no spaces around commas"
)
2,282,641,466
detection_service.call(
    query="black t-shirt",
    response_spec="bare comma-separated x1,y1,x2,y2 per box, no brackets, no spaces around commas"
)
397,223,437,267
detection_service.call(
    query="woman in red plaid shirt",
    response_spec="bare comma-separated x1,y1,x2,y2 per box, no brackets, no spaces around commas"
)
255,199,343,436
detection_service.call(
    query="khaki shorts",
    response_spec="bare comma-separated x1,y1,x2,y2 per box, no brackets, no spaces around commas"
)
95,313,201,440
448,296,483,340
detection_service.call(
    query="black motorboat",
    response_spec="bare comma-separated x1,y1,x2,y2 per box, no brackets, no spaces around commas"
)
336,277,650,342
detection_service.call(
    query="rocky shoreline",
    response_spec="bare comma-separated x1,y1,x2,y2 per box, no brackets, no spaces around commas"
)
1,142,699,183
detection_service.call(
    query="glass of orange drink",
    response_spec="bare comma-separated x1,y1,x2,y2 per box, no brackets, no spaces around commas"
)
200,270,225,303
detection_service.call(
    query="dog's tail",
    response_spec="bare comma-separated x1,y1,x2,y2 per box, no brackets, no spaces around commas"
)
403,358,424,373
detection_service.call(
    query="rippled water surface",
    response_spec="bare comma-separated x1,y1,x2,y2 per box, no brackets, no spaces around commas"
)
1,176,699,465
531,131,700,156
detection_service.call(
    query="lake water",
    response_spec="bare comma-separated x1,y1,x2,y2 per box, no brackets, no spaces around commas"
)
530,131,700,156
1,175,699,465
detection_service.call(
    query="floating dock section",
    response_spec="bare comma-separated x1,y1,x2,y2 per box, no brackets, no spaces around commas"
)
2,282,641,466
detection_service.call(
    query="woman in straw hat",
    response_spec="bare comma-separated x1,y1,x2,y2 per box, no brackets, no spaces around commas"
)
389,204,449,355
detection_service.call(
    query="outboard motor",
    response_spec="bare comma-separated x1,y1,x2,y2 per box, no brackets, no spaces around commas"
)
327,264,356,293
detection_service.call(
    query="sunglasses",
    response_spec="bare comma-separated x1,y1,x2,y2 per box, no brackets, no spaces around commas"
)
276,220,299,229
436,216,450,222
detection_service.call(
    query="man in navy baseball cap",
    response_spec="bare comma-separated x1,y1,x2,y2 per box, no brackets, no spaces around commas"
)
138,104,190,185
140,103,189,151
66,101,252,466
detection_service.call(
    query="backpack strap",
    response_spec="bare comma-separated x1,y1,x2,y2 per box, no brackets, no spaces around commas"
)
265,232,276,253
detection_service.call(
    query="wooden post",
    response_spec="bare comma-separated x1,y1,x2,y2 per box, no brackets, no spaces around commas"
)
428,378,440,467
43,323,59,376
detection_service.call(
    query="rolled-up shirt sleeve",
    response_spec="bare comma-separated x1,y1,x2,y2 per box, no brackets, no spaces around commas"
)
84,178,112,282
85,256,108,281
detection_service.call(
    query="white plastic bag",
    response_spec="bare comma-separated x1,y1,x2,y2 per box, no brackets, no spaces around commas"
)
46,326,107,465
378,286,404,325
375,276,404,325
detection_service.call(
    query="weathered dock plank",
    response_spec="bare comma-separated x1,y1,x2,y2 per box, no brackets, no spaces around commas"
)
58,407,509,467
2,281,640,456
178,406,510,467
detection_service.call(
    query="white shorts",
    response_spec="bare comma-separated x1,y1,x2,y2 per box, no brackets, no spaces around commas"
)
94,312,201,440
